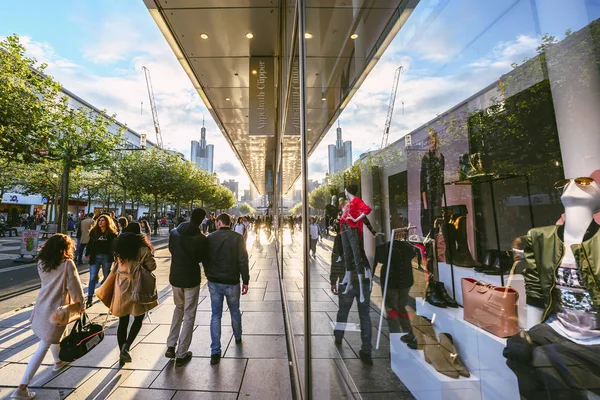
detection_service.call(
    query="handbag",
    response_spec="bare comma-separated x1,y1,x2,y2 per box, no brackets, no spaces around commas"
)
132,261,157,304
95,263,117,308
461,277,519,337
50,261,81,326
58,313,105,362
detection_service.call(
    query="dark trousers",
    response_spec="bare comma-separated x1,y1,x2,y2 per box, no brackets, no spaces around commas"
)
335,282,372,355
505,323,600,400
117,314,145,349
385,287,411,333
340,225,365,274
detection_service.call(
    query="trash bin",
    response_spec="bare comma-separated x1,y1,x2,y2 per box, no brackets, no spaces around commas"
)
168,222,175,232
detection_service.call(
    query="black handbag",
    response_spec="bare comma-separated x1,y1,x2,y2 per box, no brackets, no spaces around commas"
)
59,313,105,362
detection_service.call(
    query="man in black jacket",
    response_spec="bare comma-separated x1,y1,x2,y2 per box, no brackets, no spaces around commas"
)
165,208,207,366
204,213,249,365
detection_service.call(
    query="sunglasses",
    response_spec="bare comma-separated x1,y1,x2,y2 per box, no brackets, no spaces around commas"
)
554,177,595,192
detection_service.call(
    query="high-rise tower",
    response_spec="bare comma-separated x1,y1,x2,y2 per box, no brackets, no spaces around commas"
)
328,121,352,176
191,117,214,173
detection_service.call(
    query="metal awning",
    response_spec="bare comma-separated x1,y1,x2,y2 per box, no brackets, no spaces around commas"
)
143,0,417,194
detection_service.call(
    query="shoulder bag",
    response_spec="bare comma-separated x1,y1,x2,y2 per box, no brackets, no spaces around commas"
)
132,259,157,304
95,262,117,308
50,261,81,326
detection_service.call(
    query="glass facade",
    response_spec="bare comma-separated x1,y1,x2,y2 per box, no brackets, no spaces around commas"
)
277,0,600,398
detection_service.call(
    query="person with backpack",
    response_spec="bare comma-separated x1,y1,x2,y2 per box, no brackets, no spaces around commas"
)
233,216,248,242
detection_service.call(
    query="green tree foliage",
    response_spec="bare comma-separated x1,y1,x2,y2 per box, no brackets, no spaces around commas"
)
308,184,335,211
0,35,62,164
237,202,256,215
289,203,302,215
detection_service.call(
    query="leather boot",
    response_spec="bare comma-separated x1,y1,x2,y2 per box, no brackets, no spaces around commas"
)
434,281,459,308
422,334,460,379
452,216,480,267
425,279,447,308
439,333,470,377
120,343,132,366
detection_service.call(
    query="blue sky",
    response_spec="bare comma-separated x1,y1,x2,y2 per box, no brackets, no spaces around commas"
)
1,0,595,193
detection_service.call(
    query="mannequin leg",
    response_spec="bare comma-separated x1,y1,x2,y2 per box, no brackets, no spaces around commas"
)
358,274,365,303
340,271,353,294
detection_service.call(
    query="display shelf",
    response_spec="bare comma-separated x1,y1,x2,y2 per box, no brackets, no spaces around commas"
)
415,298,520,400
390,333,481,400
437,262,527,329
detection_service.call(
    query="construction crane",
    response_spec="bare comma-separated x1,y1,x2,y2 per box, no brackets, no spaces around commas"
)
380,66,403,149
142,66,164,148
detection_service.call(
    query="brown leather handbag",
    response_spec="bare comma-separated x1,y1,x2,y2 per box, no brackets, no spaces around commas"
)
95,264,117,308
461,277,519,338
50,262,81,326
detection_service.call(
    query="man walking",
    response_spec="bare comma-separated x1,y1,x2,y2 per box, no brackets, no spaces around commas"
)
166,208,208,366
204,213,249,365
77,213,94,264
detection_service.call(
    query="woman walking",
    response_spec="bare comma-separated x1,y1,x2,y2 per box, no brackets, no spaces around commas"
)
86,214,118,308
111,222,158,366
12,234,84,400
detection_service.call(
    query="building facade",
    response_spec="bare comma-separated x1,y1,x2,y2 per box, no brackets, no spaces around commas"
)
327,125,352,176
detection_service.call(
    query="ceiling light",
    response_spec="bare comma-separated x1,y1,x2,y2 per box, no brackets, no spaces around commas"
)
304,32,313,39
350,33,358,40
225,97,231,101
321,95,326,101
200,33,209,39
252,70,257,75
245,32,254,39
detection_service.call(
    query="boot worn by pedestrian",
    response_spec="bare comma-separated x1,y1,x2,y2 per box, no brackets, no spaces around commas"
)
439,333,470,377
210,353,221,365
85,297,93,309
359,350,373,366
434,281,459,308
175,351,193,367
119,344,132,366
422,334,460,379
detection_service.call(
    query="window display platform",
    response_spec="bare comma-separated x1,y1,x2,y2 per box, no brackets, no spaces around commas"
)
390,298,520,400
438,261,527,328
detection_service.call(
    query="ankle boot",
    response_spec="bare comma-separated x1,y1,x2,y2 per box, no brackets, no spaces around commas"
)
426,279,447,308
422,334,460,379
439,333,470,377
434,281,459,308
120,343,132,365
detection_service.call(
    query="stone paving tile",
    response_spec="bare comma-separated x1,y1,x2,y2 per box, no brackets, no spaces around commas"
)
343,358,411,394
70,335,121,368
293,335,357,359
172,390,237,399
120,370,161,388
150,358,247,392
195,311,233,326
142,324,183,344
263,291,282,301
43,366,99,388
106,387,175,400
241,312,284,335
0,362,65,388
0,327,36,348
63,367,132,399
0,337,44,363
239,359,293,399
119,343,171,371
223,335,287,359
0,387,72,400
239,301,283,312
188,325,232,357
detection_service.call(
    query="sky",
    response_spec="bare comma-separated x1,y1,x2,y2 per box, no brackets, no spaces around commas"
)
0,0,593,197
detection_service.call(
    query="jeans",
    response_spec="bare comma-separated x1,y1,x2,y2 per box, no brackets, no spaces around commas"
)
208,282,242,355
340,224,365,274
88,254,112,298
505,323,600,400
167,285,200,358
335,282,372,355
20,340,60,385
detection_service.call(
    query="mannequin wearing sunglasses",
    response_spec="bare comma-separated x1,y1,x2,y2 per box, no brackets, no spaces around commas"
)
504,170,600,399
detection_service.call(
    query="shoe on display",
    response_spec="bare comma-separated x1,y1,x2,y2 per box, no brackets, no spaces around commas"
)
210,353,221,365
425,280,447,308
175,351,193,367
422,334,460,379
438,333,470,378
400,331,415,344
359,350,374,366
165,346,176,358
434,281,459,308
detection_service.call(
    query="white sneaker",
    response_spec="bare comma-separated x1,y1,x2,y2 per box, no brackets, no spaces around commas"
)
53,361,70,372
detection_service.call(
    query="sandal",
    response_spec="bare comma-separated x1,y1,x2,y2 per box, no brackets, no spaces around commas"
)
11,388,36,399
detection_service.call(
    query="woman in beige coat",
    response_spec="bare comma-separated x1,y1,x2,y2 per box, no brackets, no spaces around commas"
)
111,222,158,366
12,234,85,400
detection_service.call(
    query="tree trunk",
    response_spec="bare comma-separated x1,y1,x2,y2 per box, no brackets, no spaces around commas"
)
58,162,71,233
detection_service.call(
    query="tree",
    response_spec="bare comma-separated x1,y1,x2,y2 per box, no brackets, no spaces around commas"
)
308,184,335,211
206,185,236,211
238,202,256,215
289,203,302,215
0,35,62,164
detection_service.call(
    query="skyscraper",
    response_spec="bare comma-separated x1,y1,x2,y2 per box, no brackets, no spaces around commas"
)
328,123,352,176
222,179,239,201
191,120,214,173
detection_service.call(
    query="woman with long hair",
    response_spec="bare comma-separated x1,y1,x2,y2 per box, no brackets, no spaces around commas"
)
111,222,158,366
86,214,118,308
140,219,152,241
12,234,84,400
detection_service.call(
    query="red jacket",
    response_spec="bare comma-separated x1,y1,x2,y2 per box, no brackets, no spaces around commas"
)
340,197,372,237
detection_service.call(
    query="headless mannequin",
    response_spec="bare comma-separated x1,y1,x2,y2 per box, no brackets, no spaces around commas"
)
339,188,369,302
526,178,600,328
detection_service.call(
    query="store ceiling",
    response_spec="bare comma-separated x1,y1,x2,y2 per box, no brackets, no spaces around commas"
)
144,0,418,194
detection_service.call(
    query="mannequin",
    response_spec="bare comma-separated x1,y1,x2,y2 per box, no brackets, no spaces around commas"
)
421,129,445,238
339,184,372,302
506,170,600,399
